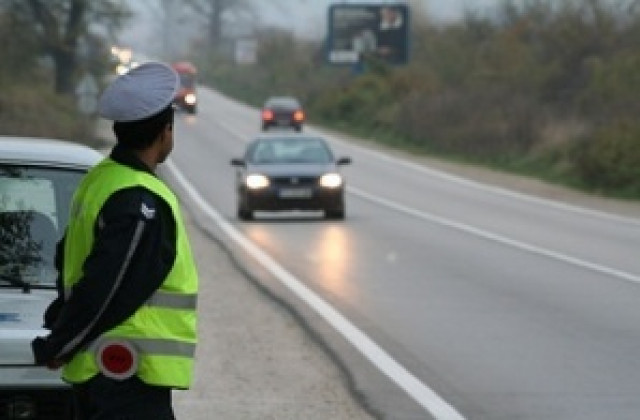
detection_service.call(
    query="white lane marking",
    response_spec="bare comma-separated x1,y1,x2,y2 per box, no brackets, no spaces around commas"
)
165,159,466,420
304,126,640,227
350,186,640,285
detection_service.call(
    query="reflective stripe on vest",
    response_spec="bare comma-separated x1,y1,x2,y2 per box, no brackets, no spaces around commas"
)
61,158,198,388
146,291,198,310
62,289,197,311
90,337,196,358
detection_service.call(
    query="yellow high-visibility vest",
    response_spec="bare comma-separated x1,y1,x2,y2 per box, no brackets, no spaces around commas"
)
62,158,198,388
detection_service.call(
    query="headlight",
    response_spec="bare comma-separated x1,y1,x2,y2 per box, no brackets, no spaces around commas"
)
245,174,269,189
185,93,197,105
116,64,129,75
319,173,343,188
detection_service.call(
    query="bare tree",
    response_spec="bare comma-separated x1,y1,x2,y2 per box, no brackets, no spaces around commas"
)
130,0,303,61
183,0,263,48
134,0,199,59
2,0,130,94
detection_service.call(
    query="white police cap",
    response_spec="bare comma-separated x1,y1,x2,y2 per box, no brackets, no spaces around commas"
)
98,61,179,122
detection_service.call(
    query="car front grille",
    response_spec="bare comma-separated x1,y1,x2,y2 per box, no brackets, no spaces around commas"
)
0,389,73,420
271,176,318,187
272,111,293,120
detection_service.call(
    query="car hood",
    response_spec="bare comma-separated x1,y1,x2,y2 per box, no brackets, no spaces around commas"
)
0,290,54,365
248,163,337,177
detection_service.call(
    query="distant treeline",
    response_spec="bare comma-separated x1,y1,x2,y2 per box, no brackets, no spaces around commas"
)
197,0,640,199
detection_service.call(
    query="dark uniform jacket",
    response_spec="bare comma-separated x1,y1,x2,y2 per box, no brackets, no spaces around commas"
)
32,145,176,365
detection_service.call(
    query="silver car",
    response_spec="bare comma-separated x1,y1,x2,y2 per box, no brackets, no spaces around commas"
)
0,136,101,419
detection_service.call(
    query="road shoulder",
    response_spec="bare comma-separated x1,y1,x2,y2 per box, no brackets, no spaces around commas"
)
172,208,376,420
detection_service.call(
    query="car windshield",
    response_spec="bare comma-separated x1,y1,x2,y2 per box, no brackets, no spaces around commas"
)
0,164,85,289
179,73,195,88
265,97,300,109
249,137,333,164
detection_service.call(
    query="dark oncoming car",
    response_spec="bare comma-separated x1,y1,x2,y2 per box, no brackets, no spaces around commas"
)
231,134,352,220
261,96,305,132
0,136,102,419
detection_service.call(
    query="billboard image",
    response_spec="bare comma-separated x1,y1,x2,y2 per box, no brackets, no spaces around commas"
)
327,3,410,65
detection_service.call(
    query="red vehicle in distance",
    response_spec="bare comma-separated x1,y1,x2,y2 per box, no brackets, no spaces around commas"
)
171,61,198,114
261,96,305,132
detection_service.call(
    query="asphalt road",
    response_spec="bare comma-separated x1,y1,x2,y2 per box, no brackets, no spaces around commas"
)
102,85,640,419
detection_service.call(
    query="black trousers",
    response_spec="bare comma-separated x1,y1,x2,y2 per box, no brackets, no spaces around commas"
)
72,374,175,420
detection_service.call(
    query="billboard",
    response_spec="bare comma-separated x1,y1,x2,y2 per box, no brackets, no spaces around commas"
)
327,3,410,65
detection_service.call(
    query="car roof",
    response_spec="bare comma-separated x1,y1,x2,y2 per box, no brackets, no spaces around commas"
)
251,133,327,143
0,136,103,169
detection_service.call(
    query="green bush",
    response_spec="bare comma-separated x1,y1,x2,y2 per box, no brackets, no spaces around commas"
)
573,119,640,196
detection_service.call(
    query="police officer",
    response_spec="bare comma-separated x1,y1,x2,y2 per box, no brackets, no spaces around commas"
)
32,62,199,419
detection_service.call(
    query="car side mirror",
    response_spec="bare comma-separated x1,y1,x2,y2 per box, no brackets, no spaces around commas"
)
230,158,245,167
336,157,352,166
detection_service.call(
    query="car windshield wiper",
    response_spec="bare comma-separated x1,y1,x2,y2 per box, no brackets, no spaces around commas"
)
0,269,32,293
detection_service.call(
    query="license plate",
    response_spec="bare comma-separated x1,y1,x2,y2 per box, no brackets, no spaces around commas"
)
279,188,312,198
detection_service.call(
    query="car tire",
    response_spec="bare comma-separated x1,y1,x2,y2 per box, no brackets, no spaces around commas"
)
325,208,345,220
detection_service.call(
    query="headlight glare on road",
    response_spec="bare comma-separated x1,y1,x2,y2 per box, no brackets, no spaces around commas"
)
320,173,343,188
245,174,269,189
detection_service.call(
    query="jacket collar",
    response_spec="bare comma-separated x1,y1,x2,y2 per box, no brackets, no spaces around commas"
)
109,145,156,177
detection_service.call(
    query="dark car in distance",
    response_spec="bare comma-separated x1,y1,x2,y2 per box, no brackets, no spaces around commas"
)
231,134,351,220
261,96,305,132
